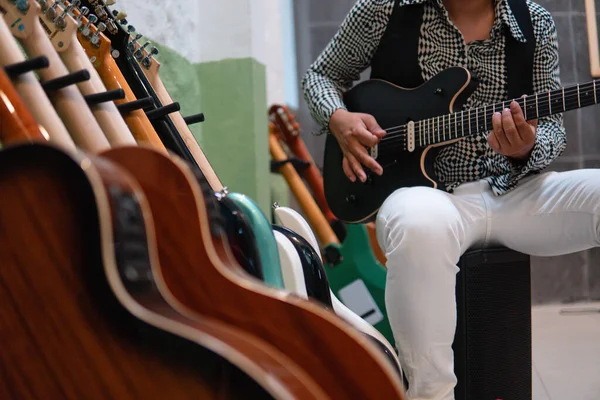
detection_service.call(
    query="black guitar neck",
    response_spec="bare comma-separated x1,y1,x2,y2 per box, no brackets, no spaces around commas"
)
408,80,599,148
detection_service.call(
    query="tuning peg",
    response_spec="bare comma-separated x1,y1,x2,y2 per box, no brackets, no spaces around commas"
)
84,88,125,106
55,4,72,29
45,1,60,20
41,69,90,92
4,56,49,78
141,46,159,68
133,41,150,61
90,22,106,45
128,33,142,51
15,0,30,13
80,13,97,36
38,0,48,12
93,4,108,20
74,6,89,26
183,113,205,125
116,96,154,114
145,102,181,120
105,0,115,5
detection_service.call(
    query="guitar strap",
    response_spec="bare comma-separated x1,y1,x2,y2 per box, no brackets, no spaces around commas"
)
370,0,535,98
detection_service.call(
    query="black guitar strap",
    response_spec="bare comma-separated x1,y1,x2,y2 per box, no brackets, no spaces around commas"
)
505,0,536,98
370,0,535,98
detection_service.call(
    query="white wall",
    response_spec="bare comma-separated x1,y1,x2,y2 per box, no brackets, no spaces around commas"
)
115,0,296,106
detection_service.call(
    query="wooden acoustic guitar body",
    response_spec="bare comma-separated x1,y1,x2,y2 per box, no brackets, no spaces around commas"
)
0,143,315,400
102,147,406,400
323,67,475,223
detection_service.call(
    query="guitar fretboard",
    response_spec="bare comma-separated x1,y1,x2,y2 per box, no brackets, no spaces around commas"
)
414,80,599,147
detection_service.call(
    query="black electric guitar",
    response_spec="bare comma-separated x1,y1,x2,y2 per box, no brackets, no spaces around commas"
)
323,67,599,223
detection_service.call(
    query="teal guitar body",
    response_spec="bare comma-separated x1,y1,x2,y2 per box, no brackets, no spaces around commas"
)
225,192,284,289
323,224,393,345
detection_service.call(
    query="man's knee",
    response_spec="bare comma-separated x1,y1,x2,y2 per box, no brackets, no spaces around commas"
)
376,187,462,255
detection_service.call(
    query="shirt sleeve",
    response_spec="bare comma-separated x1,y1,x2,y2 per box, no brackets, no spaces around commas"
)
301,0,395,135
506,9,567,185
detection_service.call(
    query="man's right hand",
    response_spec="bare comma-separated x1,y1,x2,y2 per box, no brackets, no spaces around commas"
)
329,109,386,183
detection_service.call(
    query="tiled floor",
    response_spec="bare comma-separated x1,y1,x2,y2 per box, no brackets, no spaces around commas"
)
532,302,600,400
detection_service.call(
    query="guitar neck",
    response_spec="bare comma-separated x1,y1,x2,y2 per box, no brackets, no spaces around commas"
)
60,33,137,147
146,69,224,191
418,80,599,146
269,132,340,246
0,17,75,150
18,21,109,153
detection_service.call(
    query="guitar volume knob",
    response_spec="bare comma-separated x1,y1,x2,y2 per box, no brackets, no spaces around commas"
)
345,195,357,205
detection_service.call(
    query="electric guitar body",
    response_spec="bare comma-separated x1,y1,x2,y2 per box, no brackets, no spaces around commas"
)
100,146,406,400
0,143,309,399
323,68,475,223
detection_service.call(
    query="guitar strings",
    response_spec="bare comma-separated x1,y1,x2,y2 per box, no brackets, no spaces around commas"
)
374,85,597,150
380,84,596,140
381,84,595,140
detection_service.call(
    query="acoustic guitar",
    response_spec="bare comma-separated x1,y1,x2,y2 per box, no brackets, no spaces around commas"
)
101,146,406,399
0,143,322,400
269,126,395,345
0,15,75,149
323,67,600,222
1,0,110,152
269,104,387,265
0,50,322,400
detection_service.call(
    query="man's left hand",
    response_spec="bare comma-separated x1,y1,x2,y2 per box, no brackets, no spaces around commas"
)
488,98,537,161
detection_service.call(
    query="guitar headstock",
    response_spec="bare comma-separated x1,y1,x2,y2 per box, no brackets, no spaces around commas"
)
66,2,112,69
37,0,79,52
268,104,301,145
0,0,42,38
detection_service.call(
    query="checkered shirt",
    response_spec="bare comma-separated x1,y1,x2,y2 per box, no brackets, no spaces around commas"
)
302,0,566,195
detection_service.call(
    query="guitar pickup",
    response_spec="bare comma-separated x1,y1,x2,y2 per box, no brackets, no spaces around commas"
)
369,145,378,159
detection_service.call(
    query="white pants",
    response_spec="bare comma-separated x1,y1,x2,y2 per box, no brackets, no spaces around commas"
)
376,169,600,400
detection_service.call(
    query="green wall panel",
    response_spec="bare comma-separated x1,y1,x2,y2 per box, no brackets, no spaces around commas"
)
145,41,286,215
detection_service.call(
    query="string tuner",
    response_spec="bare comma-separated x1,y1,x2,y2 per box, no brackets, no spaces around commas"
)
90,22,106,45
128,33,143,51
74,6,89,27
41,69,90,92
15,0,30,13
105,0,116,5
3,56,49,78
141,46,159,68
133,41,150,61
145,102,181,120
116,96,154,113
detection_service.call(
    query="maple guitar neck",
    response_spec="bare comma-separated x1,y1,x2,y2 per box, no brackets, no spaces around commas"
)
269,130,339,246
47,2,136,147
141,60,223,191
75,9,167,152
2,0,109,153
0,15,75,150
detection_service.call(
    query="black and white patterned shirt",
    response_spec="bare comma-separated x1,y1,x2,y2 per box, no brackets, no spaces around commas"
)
302,0,566,195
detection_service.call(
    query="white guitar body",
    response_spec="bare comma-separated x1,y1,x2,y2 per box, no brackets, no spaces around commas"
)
273,230,309,299
272,205,403,377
